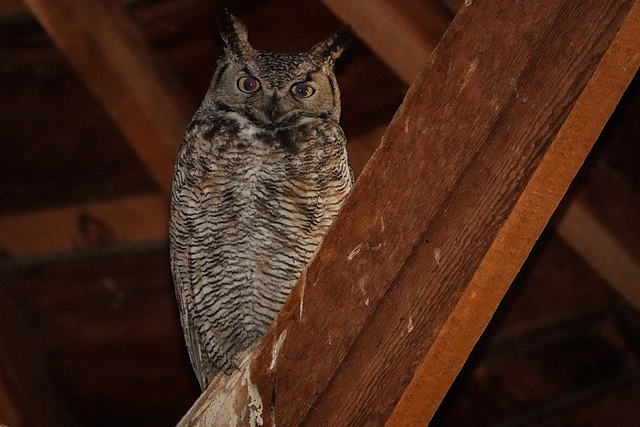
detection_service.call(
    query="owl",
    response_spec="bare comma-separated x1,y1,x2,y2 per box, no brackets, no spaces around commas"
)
169,11,353,390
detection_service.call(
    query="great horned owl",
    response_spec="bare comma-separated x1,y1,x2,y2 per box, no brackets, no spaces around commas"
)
169,11,353,390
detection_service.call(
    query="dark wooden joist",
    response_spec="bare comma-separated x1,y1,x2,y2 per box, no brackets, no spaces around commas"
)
22,0,193,195
0,195,167,261
178,0,640,425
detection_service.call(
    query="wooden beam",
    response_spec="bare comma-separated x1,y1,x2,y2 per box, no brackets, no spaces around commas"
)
0,195,167,261
0,119,383,263
22,0,194,195
320,0,452,84
334,0,640,308
555,162,640,311
178,0,640,425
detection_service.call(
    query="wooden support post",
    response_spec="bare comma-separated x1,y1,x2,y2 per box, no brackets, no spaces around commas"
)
178,0,640,425
22,0,194,194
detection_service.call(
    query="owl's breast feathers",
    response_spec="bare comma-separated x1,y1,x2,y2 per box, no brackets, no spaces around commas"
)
169,109,352,387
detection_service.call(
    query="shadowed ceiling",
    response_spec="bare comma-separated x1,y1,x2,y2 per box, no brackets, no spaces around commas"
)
0,0,639,426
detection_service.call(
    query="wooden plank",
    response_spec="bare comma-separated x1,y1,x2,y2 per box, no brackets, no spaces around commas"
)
177,0,640,425
555,162,640,312
388,2,640,424
22,0,194,194
320,0,452,84
0,195,167,261
335,0,640,310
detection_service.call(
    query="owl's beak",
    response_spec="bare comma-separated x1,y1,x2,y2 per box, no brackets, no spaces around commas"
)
267,95,281,124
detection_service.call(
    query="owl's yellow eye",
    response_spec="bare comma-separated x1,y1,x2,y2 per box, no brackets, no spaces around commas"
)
237,76,260,93
291,83,315,98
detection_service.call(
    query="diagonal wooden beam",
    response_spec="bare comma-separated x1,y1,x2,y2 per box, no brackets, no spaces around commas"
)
555,162,640,312
320,0,453,84
0,119,389,263
330,0,640,311
22,0,194,195
177,0,640,425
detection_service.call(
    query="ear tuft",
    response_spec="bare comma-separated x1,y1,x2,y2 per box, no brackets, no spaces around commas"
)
217,9,252,58
311,26,352,67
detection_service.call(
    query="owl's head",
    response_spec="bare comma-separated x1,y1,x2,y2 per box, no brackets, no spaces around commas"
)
206,11,350,129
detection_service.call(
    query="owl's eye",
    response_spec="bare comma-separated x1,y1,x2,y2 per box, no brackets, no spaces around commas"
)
237,76,261,93
291,83,315,98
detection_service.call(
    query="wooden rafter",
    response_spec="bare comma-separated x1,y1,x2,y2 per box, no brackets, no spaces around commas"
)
0,120,389,261
178,0,640,425
0,195,167,264
320,0,452,84
22,0,193,195
328,0,640,308
555,162,640,312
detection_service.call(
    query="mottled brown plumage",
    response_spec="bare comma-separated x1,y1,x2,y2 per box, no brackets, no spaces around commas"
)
169,11,352,390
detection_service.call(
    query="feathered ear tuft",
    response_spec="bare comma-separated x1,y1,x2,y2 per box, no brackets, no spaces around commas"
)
310,26,352,67
217,9,252,58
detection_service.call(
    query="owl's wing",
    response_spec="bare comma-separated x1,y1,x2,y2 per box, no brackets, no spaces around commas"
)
170,215,210,390
169,140,214,390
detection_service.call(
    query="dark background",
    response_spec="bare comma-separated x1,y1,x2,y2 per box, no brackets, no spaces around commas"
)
1,0,639,425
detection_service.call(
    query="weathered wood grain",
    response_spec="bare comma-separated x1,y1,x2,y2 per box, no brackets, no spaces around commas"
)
388,1,640,423
333,0,640,311
178,0,639,425
22,0,193,194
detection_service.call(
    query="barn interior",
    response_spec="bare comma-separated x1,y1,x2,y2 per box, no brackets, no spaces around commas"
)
1,0,639,425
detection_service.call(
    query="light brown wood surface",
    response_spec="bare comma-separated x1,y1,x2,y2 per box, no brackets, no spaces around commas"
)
22,0,193,194
0,195,167,261
320,0,452,84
